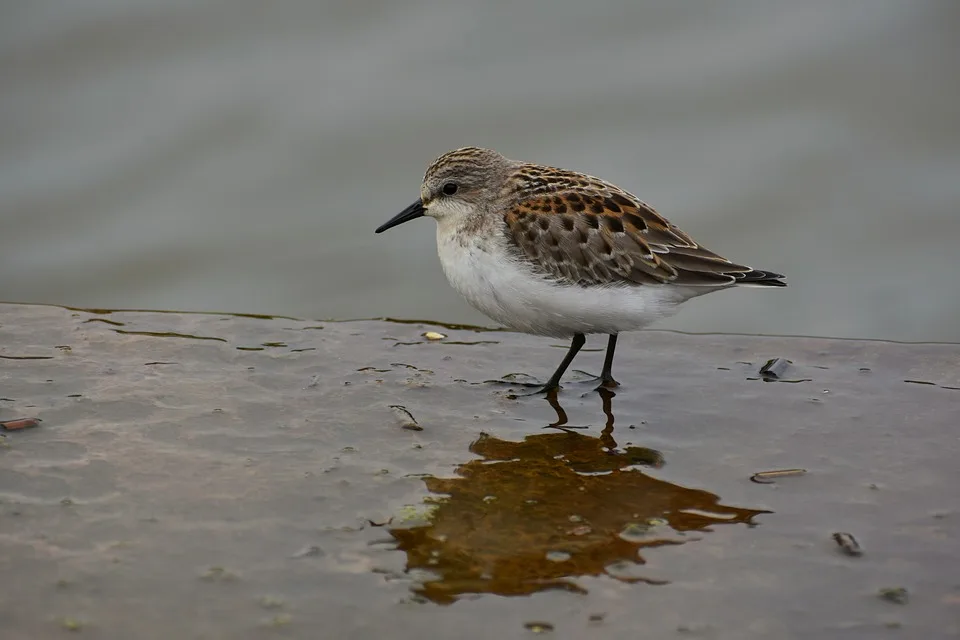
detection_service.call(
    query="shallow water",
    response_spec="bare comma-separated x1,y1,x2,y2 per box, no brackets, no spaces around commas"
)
2,1,960,342
2,303,958,638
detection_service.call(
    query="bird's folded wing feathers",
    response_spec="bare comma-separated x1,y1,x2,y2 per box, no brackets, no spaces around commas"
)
503,184,783,287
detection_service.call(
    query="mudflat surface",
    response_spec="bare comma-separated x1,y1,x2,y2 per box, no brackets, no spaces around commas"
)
1,303,958,639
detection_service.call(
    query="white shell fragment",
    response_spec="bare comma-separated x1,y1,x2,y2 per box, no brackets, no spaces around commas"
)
390,405,422,431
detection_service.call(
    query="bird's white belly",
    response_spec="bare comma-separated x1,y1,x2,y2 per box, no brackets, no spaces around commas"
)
436,228,692,337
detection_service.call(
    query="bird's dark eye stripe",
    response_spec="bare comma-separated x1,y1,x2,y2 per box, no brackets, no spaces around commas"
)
442,183,458,195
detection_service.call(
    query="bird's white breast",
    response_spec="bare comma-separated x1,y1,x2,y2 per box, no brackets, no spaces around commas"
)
435,220,696,337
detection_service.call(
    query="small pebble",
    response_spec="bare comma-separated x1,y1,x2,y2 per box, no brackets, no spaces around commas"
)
759,357,792,379
878,587,909,605
60,618,84,632
422,331,446,341
523,621,554,634
832,532,863,556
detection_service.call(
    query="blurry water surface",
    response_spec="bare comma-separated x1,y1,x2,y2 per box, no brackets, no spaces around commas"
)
2,0,958,341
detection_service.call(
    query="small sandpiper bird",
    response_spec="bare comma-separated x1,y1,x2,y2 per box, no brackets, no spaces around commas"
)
376,147,785,393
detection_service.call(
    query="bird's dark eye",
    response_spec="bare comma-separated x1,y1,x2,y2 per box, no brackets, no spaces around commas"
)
442,182,458,196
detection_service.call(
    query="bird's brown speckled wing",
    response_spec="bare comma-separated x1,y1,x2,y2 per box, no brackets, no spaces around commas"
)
502,175,785,288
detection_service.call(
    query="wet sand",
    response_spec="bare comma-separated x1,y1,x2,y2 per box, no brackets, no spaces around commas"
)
1,303,958,639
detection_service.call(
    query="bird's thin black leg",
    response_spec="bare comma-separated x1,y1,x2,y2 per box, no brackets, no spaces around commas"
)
599,333,620,388
538,333,586,393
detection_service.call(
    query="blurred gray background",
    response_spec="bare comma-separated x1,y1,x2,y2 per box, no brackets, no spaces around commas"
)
2,0,958,342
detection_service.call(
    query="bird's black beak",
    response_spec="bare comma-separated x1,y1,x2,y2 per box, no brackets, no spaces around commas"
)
375,200,425,233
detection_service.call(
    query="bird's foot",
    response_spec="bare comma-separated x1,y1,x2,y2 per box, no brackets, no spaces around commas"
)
570,369,620,392
596,377,620,390
486,375,561,398
485,373,542,387
512,383,561,398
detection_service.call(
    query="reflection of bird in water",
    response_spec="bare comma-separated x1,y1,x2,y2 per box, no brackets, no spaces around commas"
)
389,389,770,604
543,387,663,469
